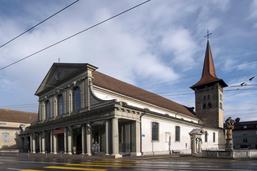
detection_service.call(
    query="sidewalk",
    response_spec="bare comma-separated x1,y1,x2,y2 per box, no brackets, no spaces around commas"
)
15,153,180,163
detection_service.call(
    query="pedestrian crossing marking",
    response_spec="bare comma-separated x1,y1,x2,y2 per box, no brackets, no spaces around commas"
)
45,166,107,171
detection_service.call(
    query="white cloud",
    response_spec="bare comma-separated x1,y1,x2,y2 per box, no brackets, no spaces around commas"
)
161,28,198,69
248,0,257,19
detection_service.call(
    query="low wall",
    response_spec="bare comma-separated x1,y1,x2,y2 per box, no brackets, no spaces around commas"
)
202,149,257,159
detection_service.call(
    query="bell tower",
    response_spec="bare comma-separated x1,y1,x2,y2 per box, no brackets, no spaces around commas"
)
191,40,227,128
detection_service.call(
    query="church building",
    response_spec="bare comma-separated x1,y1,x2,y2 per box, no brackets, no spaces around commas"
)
20,40,227,157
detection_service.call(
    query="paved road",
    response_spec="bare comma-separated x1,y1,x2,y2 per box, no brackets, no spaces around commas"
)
0,156,256,171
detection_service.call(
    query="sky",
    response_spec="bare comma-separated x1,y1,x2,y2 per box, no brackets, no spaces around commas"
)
0,0,256,121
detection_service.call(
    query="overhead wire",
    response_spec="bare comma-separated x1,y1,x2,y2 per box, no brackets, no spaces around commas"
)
0,0,80,49
0,0,151,71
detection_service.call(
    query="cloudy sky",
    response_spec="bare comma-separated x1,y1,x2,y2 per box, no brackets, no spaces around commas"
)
0,0,256,121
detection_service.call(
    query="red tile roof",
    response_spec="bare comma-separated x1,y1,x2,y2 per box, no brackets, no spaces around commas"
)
0,109,37,124
93,71,197,118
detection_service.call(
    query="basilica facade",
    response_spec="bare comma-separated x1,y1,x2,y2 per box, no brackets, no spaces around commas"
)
20,41,227,157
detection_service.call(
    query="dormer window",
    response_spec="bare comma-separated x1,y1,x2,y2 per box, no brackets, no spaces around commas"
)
73,86,81,112
58,94,64,116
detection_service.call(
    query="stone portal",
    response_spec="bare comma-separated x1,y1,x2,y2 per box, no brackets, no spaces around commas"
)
189,129,204,155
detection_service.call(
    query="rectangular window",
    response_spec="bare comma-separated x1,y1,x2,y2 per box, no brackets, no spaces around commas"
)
152,122,159,141
213,132,216,143
175,126,180,142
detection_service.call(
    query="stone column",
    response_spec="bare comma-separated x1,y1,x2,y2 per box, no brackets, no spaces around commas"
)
191,137,196,154
50,130,53,153
29,135,33,153
41,132,46,154
53,96,58,117
112,118,121,158
135,121,141,156
53,134,57,154
39,134,42,153
67,127,72,154
68,89,73,114
81,125,85,155
64,128,67,154
32,134,36,153
86,124,92,156
105,120,110,155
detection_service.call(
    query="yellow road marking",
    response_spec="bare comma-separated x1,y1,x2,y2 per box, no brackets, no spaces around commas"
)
66,163,124,168
46,166,107,171
20,170,44,171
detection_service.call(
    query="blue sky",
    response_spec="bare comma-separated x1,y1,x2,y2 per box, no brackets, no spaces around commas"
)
0,0,256,121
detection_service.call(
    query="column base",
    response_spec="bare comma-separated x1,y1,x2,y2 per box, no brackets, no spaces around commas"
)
86,153,92,156
112,154,122,158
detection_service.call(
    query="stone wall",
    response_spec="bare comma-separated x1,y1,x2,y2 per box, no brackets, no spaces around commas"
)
202,149,257,159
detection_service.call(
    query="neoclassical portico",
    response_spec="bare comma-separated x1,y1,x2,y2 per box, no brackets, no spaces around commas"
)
21,109,142,158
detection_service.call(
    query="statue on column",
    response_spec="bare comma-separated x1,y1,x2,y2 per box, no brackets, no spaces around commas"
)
224,117,239,151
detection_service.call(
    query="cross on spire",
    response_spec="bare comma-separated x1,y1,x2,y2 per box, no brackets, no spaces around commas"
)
204,30,212,40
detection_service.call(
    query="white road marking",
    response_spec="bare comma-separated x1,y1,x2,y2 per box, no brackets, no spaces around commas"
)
7,168,20,170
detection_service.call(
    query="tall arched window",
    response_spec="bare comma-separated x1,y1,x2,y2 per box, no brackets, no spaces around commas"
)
45,100,51,119
202,103,206,110
73,86,81,112
205,131,208,142
58,94,64,116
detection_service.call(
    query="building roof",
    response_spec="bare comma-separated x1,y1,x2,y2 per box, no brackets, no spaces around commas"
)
0,109,37,124
191,41,227,89
36,63,197,118
234,120,257,130
93,71,197,118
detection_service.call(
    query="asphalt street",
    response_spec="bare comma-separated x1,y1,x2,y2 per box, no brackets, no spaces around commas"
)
0,156,256,171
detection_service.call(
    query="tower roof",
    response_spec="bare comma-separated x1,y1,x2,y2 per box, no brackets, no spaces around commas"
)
191,40,227,90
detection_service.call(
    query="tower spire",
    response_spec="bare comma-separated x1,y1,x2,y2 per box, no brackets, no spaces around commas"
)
191,40,227,90
201,40,217,79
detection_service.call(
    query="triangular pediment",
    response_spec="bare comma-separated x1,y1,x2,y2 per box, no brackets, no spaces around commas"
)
35,63,88,96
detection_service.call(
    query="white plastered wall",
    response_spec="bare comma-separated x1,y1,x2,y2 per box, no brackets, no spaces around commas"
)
92,86,222,154
141,115,220,155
